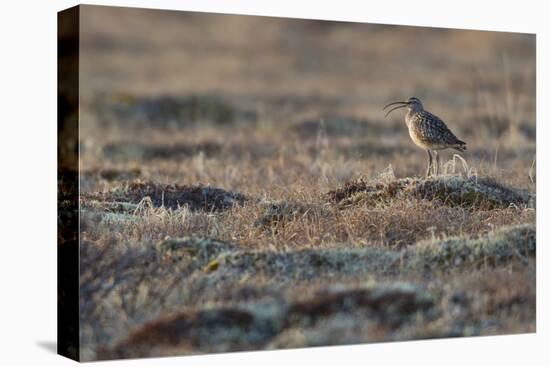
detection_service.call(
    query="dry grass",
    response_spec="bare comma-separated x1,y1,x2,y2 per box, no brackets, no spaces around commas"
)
75,5,536,361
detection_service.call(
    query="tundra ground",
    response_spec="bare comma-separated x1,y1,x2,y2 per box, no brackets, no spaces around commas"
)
73,6,536,360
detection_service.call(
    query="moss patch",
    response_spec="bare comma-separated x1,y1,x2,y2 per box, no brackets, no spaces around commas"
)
328,176,532,209
206,224,535,280
255,200,329,227
409,223,535,271
155,237,239,266
83,182,248,211
98,282,432,359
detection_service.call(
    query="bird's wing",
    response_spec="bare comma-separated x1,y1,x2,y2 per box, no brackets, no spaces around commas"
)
417,111,463,146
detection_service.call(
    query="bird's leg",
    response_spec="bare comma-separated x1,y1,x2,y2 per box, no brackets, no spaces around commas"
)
426,149,433,177
434,151,440,176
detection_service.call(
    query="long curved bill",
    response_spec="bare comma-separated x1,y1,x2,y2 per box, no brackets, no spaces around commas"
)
383,101,408,118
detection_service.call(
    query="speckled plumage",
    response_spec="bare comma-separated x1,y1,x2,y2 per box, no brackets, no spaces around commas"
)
406,109,466,152
384,97,466,176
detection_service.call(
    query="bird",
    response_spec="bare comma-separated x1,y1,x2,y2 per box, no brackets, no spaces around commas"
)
383,97,466,177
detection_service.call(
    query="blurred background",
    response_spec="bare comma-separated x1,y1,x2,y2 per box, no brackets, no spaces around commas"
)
80,5,536,193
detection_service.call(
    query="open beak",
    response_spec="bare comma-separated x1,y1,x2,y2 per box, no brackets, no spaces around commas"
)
383,101,408,118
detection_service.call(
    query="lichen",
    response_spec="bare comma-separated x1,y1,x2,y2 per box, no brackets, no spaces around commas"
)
328,176,532,209
409,224,535,271
82,182,248,211
155,237,238,266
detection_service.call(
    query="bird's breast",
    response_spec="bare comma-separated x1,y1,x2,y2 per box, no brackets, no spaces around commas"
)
405,112,416,128
408,127,427,148
406,115,430,149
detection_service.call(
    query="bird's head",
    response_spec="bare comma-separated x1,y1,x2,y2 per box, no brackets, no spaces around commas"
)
383,97,423,117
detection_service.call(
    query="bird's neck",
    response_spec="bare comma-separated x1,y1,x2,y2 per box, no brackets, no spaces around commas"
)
406,109,416,118
407,107,423,116
405,108,423,127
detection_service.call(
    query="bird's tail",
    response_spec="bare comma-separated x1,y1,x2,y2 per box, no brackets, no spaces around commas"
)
453,140,467,152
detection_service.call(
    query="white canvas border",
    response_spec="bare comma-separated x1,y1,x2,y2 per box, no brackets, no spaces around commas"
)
0,0,546,366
